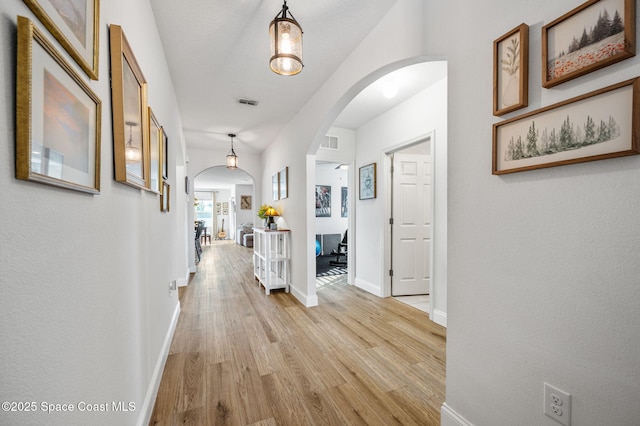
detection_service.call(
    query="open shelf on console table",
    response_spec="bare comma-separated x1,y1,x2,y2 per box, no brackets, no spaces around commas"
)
253,228,290,295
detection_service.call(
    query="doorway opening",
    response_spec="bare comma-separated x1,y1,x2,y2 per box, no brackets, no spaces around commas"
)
193,165,256,263
314,161,352,290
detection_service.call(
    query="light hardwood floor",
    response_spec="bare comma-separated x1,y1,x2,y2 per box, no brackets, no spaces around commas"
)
150,240,446,425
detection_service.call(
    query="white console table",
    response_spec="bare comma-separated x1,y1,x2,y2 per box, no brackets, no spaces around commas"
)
253,228,290,294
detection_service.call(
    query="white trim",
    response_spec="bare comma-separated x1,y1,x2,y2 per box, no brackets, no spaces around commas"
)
355,277,384,297
177,269,190,287
290,284,319,307
433,309,447,327
136,302,181,426
441,403,474,426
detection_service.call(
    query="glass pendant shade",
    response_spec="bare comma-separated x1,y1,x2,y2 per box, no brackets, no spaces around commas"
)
226,134,238,169
125,121,141,164
269,1,303,76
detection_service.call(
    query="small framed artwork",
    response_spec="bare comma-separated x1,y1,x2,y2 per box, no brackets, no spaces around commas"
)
272,173,280,201
359,163,377,200
160,181,170,212
240,195,251,210
315,185,331,217
493,23,529,116
23,0,100,80
279,166,288,199
148,107,162,194
110,24,149,190
216,202,221,214
341,187,348,217
161,126,168,180
542,0,636,88
16,16,101,194
493,78,639,174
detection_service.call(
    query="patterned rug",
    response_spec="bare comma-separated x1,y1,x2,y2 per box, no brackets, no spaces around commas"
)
317,266,347,277
316,255,347,277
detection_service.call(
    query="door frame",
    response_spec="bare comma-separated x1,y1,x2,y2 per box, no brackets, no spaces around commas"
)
382,132,436,305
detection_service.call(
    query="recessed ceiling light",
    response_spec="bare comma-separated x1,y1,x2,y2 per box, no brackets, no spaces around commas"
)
382,82,398,99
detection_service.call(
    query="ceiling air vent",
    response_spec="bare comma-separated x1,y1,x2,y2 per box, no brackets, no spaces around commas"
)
237,98,259,106
321,135,339,150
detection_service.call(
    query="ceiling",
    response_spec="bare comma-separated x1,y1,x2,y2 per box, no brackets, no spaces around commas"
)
150,1,446,189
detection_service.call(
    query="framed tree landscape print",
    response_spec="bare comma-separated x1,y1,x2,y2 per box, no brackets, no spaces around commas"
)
543,0,635,88
493,78,639,174
23,0,100,80
494,23,529,116
16,16,101,194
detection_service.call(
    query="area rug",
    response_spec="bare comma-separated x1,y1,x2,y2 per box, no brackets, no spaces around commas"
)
316,255,347,277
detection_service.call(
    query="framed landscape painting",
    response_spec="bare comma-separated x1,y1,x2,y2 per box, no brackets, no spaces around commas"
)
493,78,639,174
16,16,101,194
161,126,168,180
279,166,288,199
110,24,149,190
542,0,635,88
160,181,170,212
23,0,100,80
148,107,162,194
493,23,529,116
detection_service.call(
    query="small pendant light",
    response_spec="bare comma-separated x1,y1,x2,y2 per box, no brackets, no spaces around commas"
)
226,134,238,169
269,0,303,76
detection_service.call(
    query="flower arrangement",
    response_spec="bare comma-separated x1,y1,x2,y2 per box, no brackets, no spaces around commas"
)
257,204,272,220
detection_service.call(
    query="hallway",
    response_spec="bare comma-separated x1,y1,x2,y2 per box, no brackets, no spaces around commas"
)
150,241,446,425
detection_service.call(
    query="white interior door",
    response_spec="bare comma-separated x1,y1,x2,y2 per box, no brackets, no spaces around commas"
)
391,153,431,296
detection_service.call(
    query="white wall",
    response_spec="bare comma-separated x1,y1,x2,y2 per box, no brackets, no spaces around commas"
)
355,77,447,311
443,0,640,425
234,184,255,228
0,0,188,425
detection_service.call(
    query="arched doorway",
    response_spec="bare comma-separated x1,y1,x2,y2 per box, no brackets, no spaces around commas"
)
306,58,448,326
192,165,256,261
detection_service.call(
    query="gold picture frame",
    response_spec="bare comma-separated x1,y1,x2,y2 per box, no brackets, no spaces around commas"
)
493,23,529,116
148,107,162,194
493,78,639,174
161,181,170,212
542,0,636,88
23,0,100,80
16,16,101,194
109,24,149,190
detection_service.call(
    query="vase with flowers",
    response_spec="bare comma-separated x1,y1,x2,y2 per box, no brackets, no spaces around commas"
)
258,204,272,228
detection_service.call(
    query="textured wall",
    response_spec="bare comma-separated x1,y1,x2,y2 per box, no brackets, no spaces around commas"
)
0,0,187,424
444,0,640,424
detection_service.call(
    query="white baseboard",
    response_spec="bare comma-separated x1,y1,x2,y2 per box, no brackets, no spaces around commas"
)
289,284,318,307
354,277,383,297
177,269,190,287
137,302,181,426
441,403,473,426
433,309,447,327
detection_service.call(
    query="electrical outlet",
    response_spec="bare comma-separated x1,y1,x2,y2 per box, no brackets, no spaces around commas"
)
544,383,571,426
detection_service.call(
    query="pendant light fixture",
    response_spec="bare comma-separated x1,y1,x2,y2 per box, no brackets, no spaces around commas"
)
269,0,303,76
226,134,238,169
